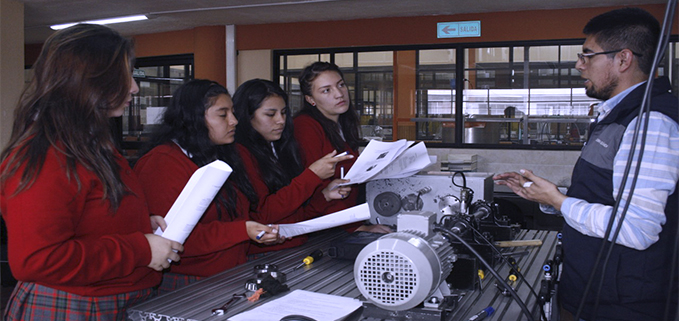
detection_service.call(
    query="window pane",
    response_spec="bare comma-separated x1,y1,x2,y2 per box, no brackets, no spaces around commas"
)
416,49,456,142
169,65,185,79
419,49,455,65
358,51,393,67
139,66,161,78
335,53,354,68
287,54,324,69
560,45,580,62
513,47,525,63
356,52,393,141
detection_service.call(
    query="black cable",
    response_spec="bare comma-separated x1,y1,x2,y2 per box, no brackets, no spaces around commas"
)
453,171,474,206
667,225,679,321
434,224,537,321
595,2,677,315
574,1,677,319
452,171,467,188
466,222,548,321
597,2,677,318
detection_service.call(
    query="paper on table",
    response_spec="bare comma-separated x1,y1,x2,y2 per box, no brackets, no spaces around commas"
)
228,289,362,321
155,159,232,244
339,139,412,186
278,203,371,238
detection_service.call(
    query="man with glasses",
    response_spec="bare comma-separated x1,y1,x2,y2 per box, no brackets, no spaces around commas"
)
494,7,678,321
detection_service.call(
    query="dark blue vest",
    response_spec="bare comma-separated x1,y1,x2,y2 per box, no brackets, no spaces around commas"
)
560,77,678,321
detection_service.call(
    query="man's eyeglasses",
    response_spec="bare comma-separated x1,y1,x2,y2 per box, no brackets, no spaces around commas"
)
577,49,643,64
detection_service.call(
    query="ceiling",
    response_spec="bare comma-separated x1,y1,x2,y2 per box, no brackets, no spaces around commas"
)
21,0,667,44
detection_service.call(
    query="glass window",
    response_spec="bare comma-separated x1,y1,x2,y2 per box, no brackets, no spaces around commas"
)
335,52,354,68
358,51,393,67
120,54,193,158
455,45,597,145
356,52,393,141
417,49,456,142
274,39,679,149
286,54,330,70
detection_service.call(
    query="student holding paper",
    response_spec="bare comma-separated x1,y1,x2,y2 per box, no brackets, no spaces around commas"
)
232,79,354,252
0,24,183,320
294,62,391,233
134,79,280,294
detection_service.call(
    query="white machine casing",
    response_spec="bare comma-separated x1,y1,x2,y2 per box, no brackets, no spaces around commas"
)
354,212,455,311
366,172,494,226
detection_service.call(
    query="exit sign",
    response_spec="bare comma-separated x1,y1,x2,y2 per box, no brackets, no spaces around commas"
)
437,21,481,38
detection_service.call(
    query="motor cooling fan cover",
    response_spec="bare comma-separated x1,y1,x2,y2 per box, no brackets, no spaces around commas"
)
354,232,444,311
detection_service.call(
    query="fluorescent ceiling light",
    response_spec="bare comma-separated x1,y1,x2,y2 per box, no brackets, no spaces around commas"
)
50,15,148,30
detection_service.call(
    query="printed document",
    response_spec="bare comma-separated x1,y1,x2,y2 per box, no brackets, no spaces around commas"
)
278,203,371,238
228,289,362,321
155,160,232,244
368,141,432,180
339,139,431,186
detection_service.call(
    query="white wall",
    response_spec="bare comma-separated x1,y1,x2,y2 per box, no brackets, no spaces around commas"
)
0,0,23,150
237,49,273,85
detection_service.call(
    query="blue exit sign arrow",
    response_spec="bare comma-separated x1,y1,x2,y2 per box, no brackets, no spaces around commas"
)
437,21,481,38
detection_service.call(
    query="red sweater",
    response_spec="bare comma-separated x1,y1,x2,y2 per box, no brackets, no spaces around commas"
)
293,114,360,215
133,143,250,277
236,143,326,223
0,146,159,296
236,143,327,252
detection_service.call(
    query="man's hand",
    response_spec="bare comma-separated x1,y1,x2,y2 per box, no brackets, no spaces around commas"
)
494,169,567,210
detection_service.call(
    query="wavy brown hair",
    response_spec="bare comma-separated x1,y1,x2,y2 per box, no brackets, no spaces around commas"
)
0,24,135,211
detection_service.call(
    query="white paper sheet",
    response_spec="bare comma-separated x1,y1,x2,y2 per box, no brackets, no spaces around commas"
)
155,160,232,244
339,139,411,185
338,139,431,187
278,203,371,238
368,141,433,180
228,289,362,321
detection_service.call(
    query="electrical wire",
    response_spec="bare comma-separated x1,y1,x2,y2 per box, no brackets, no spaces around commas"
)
465,222,548,321
595,2,677,313
453,171,474,205
434,224,537,321
667,226,679,321
596,2,678,317
452,171,467,188
574,1,678,319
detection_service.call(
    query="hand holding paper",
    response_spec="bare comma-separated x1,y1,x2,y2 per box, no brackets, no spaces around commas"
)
278,203,371,238
155,160,233,244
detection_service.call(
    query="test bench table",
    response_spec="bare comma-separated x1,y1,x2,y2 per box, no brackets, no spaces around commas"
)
128,229,560,321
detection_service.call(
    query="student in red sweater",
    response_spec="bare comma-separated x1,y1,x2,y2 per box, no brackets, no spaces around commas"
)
294,62,391,233
0,24,183,321
133,79,280,294
232,79,354,253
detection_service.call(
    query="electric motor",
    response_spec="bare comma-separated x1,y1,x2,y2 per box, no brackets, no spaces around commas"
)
354,212,455,311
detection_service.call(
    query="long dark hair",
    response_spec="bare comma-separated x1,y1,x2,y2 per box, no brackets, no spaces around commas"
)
297,61,361,151
233,79,305,194
0,24,134,211
140,79,257,219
